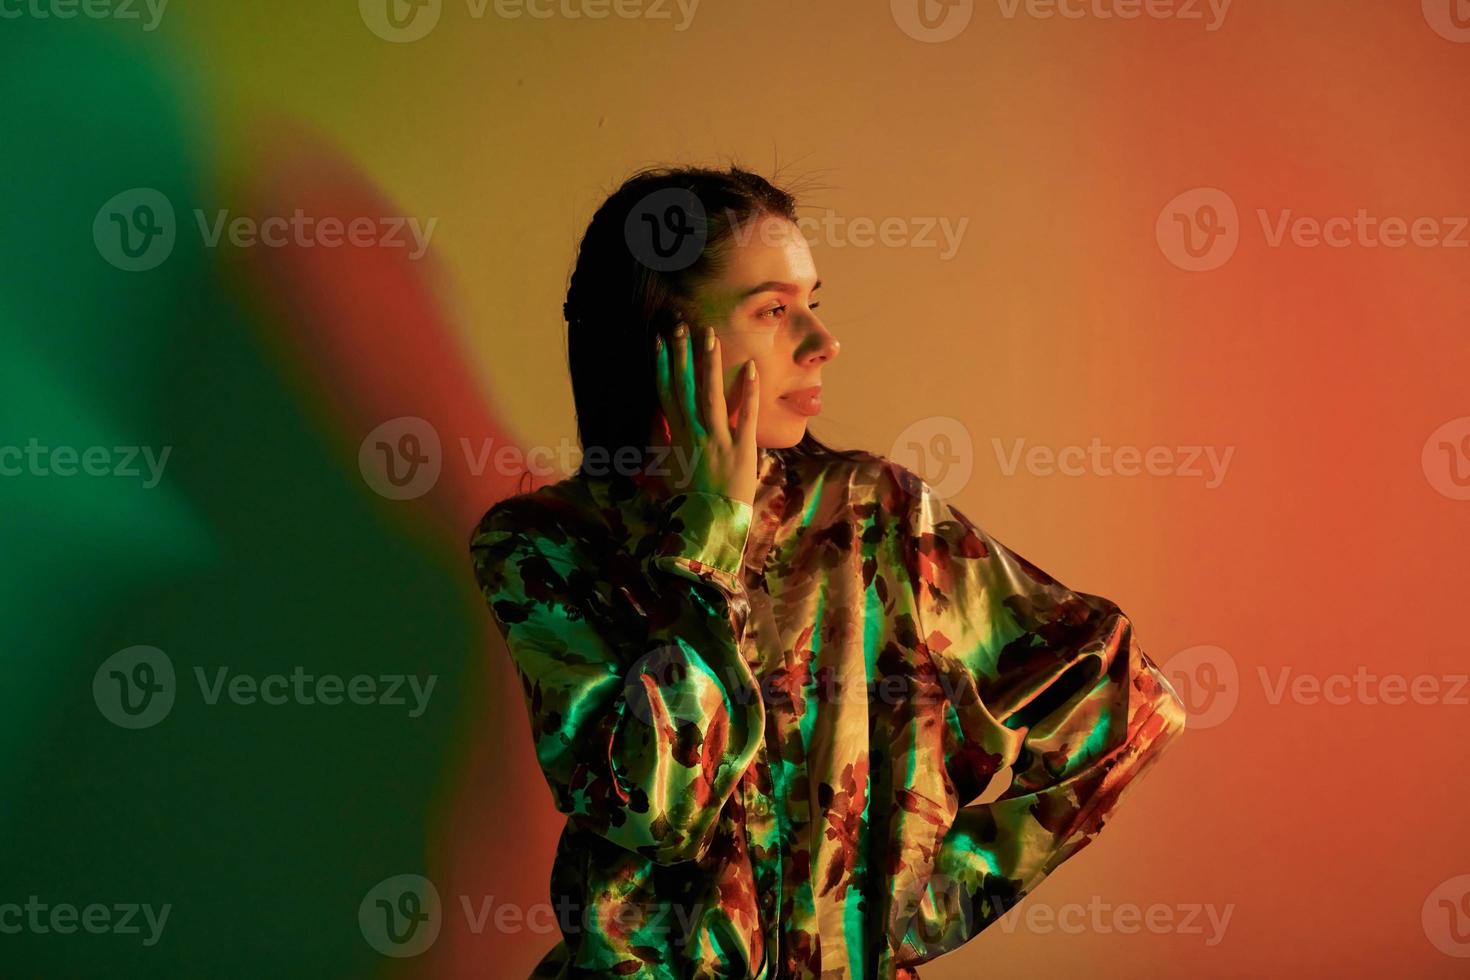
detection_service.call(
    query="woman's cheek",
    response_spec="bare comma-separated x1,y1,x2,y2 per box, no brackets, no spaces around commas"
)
724,324,777,357
748,331,778,356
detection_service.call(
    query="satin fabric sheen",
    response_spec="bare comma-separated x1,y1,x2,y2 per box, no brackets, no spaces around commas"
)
469,447,1186,978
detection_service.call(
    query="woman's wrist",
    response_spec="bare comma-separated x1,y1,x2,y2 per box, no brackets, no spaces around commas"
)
652,490,753,584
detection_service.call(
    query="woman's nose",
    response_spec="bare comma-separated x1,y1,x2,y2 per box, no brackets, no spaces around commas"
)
799,316,841,365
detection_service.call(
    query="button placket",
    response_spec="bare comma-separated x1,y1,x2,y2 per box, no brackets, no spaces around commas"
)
739,451,787,970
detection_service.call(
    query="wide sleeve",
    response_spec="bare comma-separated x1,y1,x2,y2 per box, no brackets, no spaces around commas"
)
468,489,766,866
889,468,1187,964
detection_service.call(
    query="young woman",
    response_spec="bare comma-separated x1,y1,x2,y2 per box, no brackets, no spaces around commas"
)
469,166,1186,979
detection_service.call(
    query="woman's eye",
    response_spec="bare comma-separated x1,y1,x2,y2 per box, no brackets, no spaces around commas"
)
759,301,818,319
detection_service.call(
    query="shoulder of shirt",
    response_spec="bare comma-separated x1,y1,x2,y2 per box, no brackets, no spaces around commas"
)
470,450,940,551
793,447,931,509
467,473,599,559
799,448,995,554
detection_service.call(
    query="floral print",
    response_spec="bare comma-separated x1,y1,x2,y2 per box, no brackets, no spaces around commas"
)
469,447,1186,978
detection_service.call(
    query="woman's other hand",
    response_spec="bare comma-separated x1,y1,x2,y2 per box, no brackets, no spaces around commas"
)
653,321,759,507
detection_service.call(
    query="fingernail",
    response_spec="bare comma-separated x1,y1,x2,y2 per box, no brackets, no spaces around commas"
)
674,323,686,338
746,359,757,379
655,335,663,353
704,327,715,351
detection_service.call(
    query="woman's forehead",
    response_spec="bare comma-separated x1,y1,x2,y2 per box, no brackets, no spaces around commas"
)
707,222,818,295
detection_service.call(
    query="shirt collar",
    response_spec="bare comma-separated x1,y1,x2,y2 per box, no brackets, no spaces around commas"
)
757,447,782,487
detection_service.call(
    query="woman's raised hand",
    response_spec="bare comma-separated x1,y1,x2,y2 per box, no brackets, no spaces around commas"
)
654,322,759,508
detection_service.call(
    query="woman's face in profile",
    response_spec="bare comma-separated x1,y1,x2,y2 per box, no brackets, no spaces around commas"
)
682,214,841,449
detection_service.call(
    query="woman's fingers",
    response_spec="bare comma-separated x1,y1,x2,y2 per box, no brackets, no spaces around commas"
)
653,323,758,505
700,327,732,445
734,358,758,461
671,322,703,440
654,332,682,449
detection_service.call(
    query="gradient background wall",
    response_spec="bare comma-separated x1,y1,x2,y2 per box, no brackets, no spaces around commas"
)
3,0,1468,976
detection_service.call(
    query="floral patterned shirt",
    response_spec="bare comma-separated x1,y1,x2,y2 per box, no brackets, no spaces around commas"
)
468,446,1186,979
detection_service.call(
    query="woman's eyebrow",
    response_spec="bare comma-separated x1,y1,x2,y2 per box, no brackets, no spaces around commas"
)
737,278,822,300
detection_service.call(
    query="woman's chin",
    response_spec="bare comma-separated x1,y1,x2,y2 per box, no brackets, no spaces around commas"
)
757,424,807,450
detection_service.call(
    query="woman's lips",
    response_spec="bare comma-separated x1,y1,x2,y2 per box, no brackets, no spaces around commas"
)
779,386,822,416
